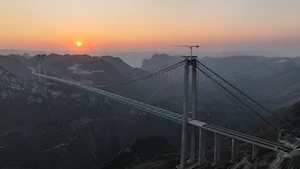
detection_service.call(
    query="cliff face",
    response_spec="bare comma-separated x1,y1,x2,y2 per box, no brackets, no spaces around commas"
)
101,136,176,169
0,55,185,169
0,66,122,169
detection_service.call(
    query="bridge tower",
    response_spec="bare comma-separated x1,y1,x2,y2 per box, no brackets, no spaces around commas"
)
36,54,47,83
178,46,199,169
36,54,47,96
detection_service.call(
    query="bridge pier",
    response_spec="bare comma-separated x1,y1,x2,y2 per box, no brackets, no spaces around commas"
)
198,127,206,165
230,139,238,162
213,133,221,166
190,126,196,163
252,145,257,160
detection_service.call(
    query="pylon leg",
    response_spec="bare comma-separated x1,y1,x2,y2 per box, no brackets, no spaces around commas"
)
190,59,197,163
180,59,189,169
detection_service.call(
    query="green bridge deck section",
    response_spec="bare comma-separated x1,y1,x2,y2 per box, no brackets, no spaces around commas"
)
35,74,183,124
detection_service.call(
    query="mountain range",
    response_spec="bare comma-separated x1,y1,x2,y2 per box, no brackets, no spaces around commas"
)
0,53,300,169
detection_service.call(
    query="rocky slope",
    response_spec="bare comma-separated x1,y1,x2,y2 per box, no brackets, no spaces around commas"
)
101,136,176,169
0,55,32,80
106,101,300,169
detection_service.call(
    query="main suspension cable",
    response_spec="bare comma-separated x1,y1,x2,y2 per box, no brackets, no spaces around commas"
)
95,61,185,88
198,65,257,123
197,66,284,134
197,60,300,134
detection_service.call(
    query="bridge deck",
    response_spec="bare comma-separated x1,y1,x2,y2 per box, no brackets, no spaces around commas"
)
34,73,294,153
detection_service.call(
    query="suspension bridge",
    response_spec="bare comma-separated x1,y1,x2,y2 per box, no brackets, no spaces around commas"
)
30,53,300,169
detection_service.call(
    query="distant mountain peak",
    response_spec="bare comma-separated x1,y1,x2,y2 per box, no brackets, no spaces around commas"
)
101,55,144,75
141,54,181,71
101,55,122,61
22,53,31,58
151,53,172,60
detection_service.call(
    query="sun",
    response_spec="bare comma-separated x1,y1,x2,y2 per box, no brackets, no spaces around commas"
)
76,41,82,47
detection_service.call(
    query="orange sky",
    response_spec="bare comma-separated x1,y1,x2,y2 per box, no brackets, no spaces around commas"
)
1,0,300,53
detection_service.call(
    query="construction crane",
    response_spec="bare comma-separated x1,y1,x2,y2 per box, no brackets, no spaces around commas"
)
170,45,199,59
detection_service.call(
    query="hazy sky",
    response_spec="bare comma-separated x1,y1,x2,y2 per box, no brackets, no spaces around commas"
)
1,0,300,55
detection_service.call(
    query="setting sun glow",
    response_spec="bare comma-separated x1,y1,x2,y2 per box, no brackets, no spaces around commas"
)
0,1,300,54
76,41,82,47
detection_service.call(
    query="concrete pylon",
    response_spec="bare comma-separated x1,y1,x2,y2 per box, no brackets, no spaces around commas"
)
37,54,47,96
180,58,190,169
190,58,197,163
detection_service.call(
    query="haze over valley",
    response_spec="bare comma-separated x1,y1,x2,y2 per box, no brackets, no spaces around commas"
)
1,53,300,168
